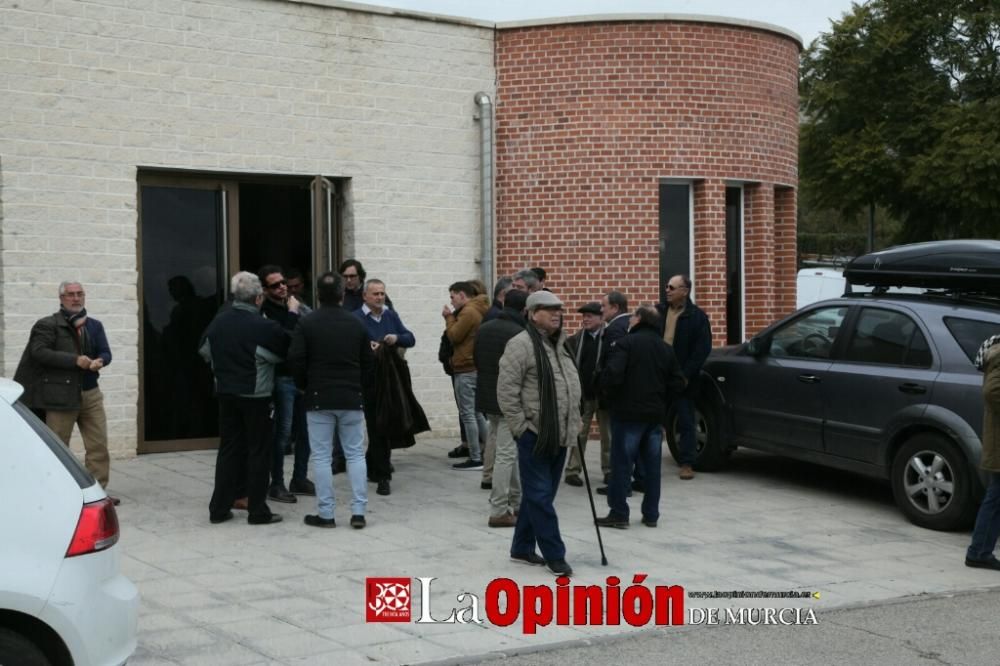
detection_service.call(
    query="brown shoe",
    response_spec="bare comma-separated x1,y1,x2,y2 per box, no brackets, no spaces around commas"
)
679,465,695,480
232,497,249,511
488,513,516,528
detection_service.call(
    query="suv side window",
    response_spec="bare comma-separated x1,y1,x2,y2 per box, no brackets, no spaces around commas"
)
770,306,847,360
944,317,1000,365
843,308,932,368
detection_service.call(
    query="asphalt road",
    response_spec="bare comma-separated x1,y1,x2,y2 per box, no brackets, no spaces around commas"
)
466,588,1000,666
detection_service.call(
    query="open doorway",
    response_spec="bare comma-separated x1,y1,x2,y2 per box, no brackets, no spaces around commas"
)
137,171,342,453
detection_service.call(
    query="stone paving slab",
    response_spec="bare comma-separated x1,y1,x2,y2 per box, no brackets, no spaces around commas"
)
113,438,996,665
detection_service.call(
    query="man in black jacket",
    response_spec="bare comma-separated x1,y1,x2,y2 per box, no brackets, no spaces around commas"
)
288,272,375,529
563,301,610,487
596,306,685,528
200,271,290,526
258,264,304,504
474,288,528,527
657,274,713,480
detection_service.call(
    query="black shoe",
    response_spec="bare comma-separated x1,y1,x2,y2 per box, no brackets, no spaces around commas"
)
377,480,391,496
965,556,1000,570
546,558,574,577
304,514,336,528
632,480,645,493
595,513,629,529
289,478,316,496
248,513,283,525
351,515,366,529
641,518,658,527
268,486,297,503
510,552,546,566
596,486,631,497
452,459,483,471
565,474,583,487
332,459,346,475
447,445,470,459
481,481,492,490
210,511,234,524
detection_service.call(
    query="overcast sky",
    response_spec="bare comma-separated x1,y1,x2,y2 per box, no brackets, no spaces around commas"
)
362,0,859,45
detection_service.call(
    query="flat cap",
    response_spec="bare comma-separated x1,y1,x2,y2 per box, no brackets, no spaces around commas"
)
577,301,602,315
526,291,564,310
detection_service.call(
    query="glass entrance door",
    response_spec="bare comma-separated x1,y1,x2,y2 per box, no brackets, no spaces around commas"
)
138,177,231,452
137,172,341,453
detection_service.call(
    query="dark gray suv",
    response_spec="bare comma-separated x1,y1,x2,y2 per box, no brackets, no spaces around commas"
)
672,291,1000,531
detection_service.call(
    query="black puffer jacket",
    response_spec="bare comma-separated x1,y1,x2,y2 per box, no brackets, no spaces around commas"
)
473,309,526,415
600,322,686,424
287,304,375,410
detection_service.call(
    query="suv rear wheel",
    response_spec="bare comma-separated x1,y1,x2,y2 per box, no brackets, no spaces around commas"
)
0,628,50,666
891,433,975,531
666,398,730,471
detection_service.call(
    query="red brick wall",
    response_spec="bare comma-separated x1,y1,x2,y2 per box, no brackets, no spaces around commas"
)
495,20,799,341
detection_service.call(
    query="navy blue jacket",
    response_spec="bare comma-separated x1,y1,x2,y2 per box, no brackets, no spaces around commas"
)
353,306,415,348
657,299,712,396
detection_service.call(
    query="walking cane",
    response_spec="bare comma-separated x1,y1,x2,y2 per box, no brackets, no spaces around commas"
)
577,445,609,566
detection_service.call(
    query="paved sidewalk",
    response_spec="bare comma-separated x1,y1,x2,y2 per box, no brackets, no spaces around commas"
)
115,439,996,665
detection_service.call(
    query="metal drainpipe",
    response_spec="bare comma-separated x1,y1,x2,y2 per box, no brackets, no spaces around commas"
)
474,92,494,288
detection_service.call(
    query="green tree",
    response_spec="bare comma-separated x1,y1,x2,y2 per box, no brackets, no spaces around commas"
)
800,0,1000,241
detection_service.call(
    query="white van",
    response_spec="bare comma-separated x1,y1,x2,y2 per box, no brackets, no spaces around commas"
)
796,268,858,309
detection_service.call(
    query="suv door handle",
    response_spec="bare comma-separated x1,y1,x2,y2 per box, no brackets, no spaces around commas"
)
797,374,820,384
898,382,927,395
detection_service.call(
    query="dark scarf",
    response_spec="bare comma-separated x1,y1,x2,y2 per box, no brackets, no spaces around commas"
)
526,324,561,458
61,306,92,357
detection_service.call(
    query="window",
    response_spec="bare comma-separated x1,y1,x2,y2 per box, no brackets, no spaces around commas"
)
770,306,848,359
843,308,932,368
944,317,1000,364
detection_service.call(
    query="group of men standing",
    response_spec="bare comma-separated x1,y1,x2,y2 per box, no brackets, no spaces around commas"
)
199,259,417,528
440,267,713,576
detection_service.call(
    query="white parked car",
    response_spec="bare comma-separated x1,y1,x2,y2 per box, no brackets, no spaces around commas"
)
0,379,138,666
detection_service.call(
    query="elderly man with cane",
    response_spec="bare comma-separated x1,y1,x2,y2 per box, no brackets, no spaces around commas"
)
497,291,583,576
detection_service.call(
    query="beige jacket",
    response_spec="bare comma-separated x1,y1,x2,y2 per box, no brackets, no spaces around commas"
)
497,328,583,447
982,345,1000,473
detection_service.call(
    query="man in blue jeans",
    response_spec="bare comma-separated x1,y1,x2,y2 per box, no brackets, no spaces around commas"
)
259,265,308,503
657,274,712,480
596,306,685,528
288,272,375,529
497,291,582,577
966,335,1000,570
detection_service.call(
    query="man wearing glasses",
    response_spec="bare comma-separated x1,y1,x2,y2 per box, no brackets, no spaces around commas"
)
258,265,307,503
15,280,117,504
658,274,713,480
497,291,582,577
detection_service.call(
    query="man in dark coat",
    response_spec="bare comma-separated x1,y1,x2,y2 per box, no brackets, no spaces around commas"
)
200,271,290,526
474,288,528,527
657,274,713,480
563,301,610,487
289,271,375,528
15,280,115,499
258,264,304,504
596,306,686,528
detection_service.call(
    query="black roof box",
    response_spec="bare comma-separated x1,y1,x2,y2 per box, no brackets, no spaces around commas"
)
844,240,1000,293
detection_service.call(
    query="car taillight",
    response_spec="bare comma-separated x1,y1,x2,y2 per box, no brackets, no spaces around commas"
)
66,497,120,557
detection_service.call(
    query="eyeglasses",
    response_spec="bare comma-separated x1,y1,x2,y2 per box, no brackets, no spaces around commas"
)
266,280,286,289
666,284,686,291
